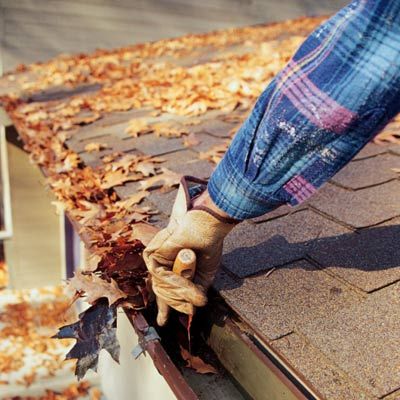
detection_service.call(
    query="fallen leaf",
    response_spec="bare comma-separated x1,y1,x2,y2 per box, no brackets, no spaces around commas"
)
125,118,152,137
68,270,127,305
113,191,149,210
179,346,217,374
100,169,141,189
138,168,181,191
53,299,119,380
56,152,80,173
183,132,201,147
152,121,189,138
71,201,104,225
130,223,159,246
374,130,400,145
199,142,229,164
135,160,157,176
84,142,109,152
84,254,102,272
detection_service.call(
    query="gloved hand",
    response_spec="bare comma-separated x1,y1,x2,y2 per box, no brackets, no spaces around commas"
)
143,176,238,326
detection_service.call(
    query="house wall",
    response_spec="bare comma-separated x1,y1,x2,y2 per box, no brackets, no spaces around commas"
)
0,0,348,71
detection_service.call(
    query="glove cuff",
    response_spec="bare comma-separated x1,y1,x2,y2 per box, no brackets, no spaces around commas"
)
181,175,240,225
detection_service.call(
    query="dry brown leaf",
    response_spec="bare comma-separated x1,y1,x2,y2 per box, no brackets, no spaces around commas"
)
125,118,152,137
100,169,141,189
138,168,181,191
130,223,159,246
374,130,400,145
84,254,102,272
135,160,157,176
179,346,217,374
84,142,109,152
199,142,229,164
113,191,149,210
72,201,104,224
56,152,80,173
68,271,127,305
183,132,201,147
152,121,189,138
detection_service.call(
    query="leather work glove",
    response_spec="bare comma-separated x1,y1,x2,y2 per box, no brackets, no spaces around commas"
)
143,176,238,326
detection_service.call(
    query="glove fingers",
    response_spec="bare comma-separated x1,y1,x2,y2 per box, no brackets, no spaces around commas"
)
195,247,223,288
156,297,170,327
154,289,195,315
153,271,207,307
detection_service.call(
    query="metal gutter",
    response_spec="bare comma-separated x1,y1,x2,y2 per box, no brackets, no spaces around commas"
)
126,310,199,400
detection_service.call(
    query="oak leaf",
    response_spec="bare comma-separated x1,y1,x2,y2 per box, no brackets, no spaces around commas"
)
84,142,109,152
138,168,181,191
68,270,127,305
374,130,400,145
183,132,201,147
100,169,141,189
179,346,217,375
113,191,149,210
53,299,119,380
125,118,152,137
130,222,159,246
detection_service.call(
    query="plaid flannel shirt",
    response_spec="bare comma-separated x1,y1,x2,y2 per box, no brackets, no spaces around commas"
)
208,0,400,220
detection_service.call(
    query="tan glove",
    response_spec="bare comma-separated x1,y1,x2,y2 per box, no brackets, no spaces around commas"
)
143,176,238,326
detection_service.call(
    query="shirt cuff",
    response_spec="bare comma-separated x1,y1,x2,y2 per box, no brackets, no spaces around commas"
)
207,150,284,220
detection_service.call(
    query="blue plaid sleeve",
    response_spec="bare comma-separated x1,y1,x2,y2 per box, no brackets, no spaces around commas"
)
208,0,400,220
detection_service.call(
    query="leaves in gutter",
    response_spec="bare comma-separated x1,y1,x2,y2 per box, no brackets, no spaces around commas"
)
53,298,119,380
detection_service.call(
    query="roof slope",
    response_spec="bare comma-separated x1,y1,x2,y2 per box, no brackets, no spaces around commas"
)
0,16,399,399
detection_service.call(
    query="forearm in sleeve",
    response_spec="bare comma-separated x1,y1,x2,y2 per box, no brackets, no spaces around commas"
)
208,0,400,220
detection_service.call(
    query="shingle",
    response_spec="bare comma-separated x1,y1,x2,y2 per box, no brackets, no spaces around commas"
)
332,153,400,190
250,204,305,223
383,389,400,400
149,211,170,229
215,260,359,340
300,282,400,398
273,333,374,400
353,143,388,160
309,182,400,228
222,209,350,278
191,119,234,138
390,144,400,156
76,137,142,168
126,134,184,155
188,132,228,153
147,189,178,216
161,149,214,178
308,217,400,292
66,108,150,146
113,181,142,199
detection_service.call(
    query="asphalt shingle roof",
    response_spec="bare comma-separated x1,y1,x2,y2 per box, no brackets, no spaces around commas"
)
0,15,399,399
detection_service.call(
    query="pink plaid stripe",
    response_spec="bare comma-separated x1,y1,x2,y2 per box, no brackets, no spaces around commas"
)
280,60,356,134
283,175,317,203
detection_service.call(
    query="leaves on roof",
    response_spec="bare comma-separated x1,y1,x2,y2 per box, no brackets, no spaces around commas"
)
138,168,181,191
84,142,109,152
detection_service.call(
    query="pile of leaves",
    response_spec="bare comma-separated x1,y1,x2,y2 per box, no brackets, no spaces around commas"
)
0,286,77,388
4,381,101,400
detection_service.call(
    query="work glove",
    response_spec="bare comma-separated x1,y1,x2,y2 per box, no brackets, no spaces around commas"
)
143,176,238,326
